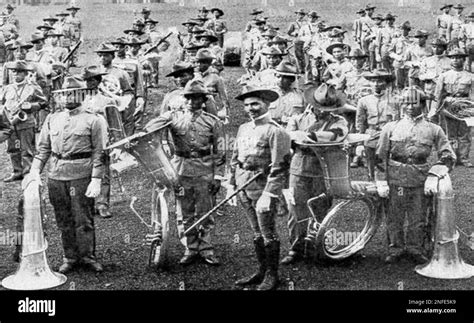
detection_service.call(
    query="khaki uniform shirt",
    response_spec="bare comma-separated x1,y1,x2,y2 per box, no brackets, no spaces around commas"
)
160,88,187,115
437,13,452,39
114,58,145,98
344,67,372,102
419,55,451,95
376,26,397,58
322,59,354,90
229,113,291,199
33,106,106,181
103,65,133,96
377,116,456,187
389,35,412,69
287,19,305,40
269,88,304,125
435,69,474,100
448,14,464,42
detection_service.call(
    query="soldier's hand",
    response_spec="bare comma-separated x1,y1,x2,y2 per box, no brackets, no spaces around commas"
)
134,98,145,117
85,178,102,198
424,175,439,196
225,184,237,207
375,181,389,198
256,193,272,213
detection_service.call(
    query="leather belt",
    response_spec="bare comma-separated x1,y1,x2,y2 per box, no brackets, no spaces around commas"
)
390,157,427,165
175,149,211,159
52,152,92,160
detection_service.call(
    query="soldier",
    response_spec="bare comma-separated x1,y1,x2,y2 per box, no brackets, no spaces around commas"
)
245,8,264,33
432,48,474,168
459,11,474,71
95,42,135,136
244,17,266,70
46,32,68,63
178,20,198,49
404,29,433,87
437,4,453,40
366,14,384,71
55,12,72,50
301,11,321,82
145,79,225,266
269,36,299,72
356,69,398,181
229,85,291,290
81,66,119,219
447,3,465,48
268,61,304,126
65,5,82,67
375,13,397,71
141,7,151,25
344,48,371,103
282,83,349,265
198,6,210,20
207,8,227,48
389,21,412,90
322,43,353,90
287,8,307,74
181,41,205,62
160,62,195,115
360,4,376,56
194,48,229,120
2,4,19,31
0,60,48,182
376,87,456,264
2,40,33,86
26,75,106,273
42,15,59,29
253,47,286,89
196,31,224,72
353,8,367,50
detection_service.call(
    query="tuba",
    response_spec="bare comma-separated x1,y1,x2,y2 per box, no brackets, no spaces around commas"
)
415,173,474,279
107,124,179,268
298,134,384,261
2,179,67,290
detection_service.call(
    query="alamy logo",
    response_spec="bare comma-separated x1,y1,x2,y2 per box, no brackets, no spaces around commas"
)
18,297,56,317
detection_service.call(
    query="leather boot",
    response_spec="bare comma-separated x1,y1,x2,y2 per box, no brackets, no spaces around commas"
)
235,237,266,286
257,240,280,291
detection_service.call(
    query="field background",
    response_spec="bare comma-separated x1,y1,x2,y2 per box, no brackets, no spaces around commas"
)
0,0,473,290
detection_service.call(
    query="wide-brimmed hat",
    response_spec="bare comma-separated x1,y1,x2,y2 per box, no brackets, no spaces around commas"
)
95,42,117,53
440,4,453,10
326,42,351,55
304,83,342,111
183,79,209,97
210,8,224,16
36,25,55,32
145,18,159,24
195,48,216,61
261,28,278,38
192,17,209,22
82,65,108,80
320,25,343,32
125,37,145,46
275,61,299,77
8,60,33,71
47,31,64,37
327,28,347,38
261,46,287,56
111,37,128,46
347,48,368,58
30,31,46,43
196,31,218,43
10,39,33,50
308,11,320,18
66,6,80,11
141,7,151,14
198,6,209,12
467,11,474,19
53,75,88,93
268,36,289,46
384,13,397,20
446,48,468,57
431,38,448,47
182,19,198,26
184,42,205,51
123,29,145,36
166,61,195,77
453,3,465,9
400,21,412,30
6,4,15,10
362,69,393,81
191,26,206,34
250,8,264,15
356,8,366,14
295,8,306,15
235,85,279,102
373,14,384,21
43,15,58,22
413,29,429,38
254,17,267,25
365,4,376,10
56,11,70,17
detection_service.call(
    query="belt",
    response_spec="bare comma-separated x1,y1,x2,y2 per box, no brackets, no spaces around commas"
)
238,161,262,172
52,152,92,160
295,146,316,156
175,149,211,159
390,157,427,165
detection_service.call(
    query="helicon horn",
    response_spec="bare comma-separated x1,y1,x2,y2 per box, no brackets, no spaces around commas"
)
415,174,474,279
2,179,67,290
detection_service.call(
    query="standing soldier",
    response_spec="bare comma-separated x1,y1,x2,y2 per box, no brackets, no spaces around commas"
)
268,61,304,126
245,8,264,33
459,11,474,71
196,31,224,73
389,21,412,90
360,4,376,56
65,5,82,67
207,8,227,48
353,9,367,50
1,60,48,182
376,87,456,264
244,18,267,70
301,11,321,83
46,32,68,62
282,83,349,265
437,4,453,40
404,30,433,87
432,48,474,168
26,75,107,274
287,8,307,74
2,40,33,86
178,20,198,49
141,7,151,30
366,14,384,71
322,43,353,90
254,47,285,89
56,12,71,50
159,62,195,114
269,36,299,71
375,13,397,71
145,18,170,87
447,3,465,49
2,4,19,31
356,69,398,181
230,85,291,290
145,79,225,266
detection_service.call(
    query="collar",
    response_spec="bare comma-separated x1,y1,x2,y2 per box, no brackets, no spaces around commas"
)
14,79,27,87
405,113,424,123
66,105,84,116
251,112,271,127
373,90,386,98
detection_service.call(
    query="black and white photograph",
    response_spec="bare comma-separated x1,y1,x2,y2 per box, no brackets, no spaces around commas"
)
0,0,473,320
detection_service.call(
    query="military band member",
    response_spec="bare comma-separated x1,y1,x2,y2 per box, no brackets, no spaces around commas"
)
207,8,227,48
269,36,299,72
178,20,199,49
356,69,398,181
230,85,291,290
447,3,465,48
245,8,265,33
2,40,33,86
389,21,412,90
141,7,151,26
344,48,371,103
376,87,456,264
404,29,433,87
253,47,285,89
459,11,474,71
282,84,349,265
437,4,453,40
65,5,82,67
301,11,321,82
353,8,367,50
244,17,267,70
360,4,376,56
366,14,384,71
268,61,303,126
433,48,474,167
1,60,48,182
56,11,72,49
287,8,307,73
181,41,205,62
95,42,136,136
145,18,169,87
196,32,224,72
2,4,19,31
160,62,195,115
26,75,107,274
46,32,68,63
145,79,225,266
375,13,397,71
322,43,353,90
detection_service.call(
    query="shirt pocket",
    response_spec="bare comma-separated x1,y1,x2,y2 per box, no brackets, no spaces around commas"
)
71,126,91,151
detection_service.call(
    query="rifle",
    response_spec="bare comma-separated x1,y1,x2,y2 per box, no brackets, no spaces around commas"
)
144,32,173,56
62,40,82,64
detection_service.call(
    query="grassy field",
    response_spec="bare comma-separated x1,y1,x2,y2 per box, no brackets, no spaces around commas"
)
0,1,473,291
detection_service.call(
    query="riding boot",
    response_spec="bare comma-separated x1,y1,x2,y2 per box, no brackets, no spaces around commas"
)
235,237,266,286
257,240,280,291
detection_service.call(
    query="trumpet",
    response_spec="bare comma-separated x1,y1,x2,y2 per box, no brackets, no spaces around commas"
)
6,101,31,126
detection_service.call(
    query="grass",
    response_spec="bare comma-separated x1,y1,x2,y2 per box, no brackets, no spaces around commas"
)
0,1,473,290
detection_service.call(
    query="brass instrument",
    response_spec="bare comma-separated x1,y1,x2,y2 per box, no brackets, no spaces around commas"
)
99,74,132,112
297,134,384,261
2,179,67,290
415,173,474,279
